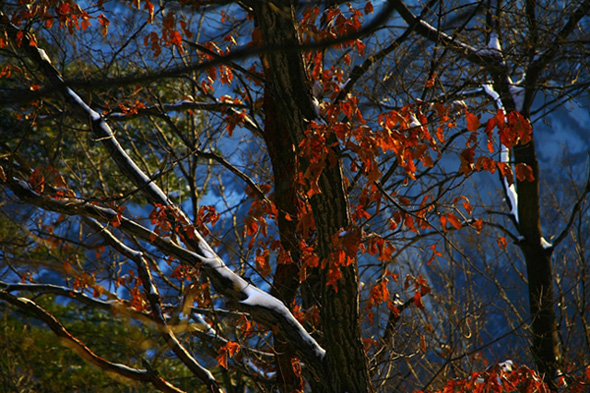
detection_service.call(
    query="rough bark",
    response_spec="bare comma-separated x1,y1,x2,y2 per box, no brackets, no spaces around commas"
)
253,1,373,391
263,90,305,392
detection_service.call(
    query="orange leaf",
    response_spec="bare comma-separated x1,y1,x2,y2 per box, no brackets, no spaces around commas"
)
425,72,436,88
255,249,272,277
216,341,241,369
447,213,462,230
466,112,480,132
497,162,514,185
368,279,389,308
414,291,424,309
471,218,483,233
497,236,507,250
515,163,534,182
440,215,447,231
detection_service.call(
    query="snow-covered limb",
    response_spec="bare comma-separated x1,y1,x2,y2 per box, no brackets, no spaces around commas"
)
12,35,327,371
475,31,503,57
482,84,503,110
4,153,327,374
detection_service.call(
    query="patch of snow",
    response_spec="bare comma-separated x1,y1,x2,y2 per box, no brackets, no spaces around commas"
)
241,285,326,359
392,293,404,307
474,32,502,57
488,32,501,52
450,100,467,112
312,96,321,119
339,78,351,91
509,85,525,112
191,313,217,337
66,87,101,121
15,178,37,195
245,358,276,380
499,359,514,373
173,99,194,106
540,237,552,249
38,48,52,64
409,113,421,128
483,84,504,110
501,145,519,223
149,283,158,295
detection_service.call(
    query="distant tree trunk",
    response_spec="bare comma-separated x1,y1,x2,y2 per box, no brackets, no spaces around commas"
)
253,1,373,392
513,134,561,387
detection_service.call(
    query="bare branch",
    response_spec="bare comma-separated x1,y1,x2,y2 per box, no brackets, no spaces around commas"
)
0,290,186,393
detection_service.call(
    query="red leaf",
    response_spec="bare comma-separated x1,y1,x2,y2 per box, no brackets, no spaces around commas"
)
497,162,514,185
255,249,272,277
367,279,389,309
472,218,483,233
364,2,374,14
98,14,109,36
515,163,534,182
216,341,241,369
446,213,462,230
497,236,507,250
466,112,480,132
440,215,448,231
414,291,424,309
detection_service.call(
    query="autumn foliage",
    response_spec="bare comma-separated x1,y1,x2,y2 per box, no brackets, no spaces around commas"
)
1,0,589,392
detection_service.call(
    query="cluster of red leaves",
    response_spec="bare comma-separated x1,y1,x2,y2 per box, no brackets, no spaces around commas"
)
116,99,145,116
418,363,590,393
4,1,112,39
194,42,235,93
194,205,220,237
298,3,371,64
138,1,195,57
149,203,174,239
218,95,247,136
461,109,534,185
216,341,241,369
27,166,68,195
377,105,440,179
404,273,431,310
365,269,401,323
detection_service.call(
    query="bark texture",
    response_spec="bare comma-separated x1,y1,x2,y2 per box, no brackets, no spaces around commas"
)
253,1,373,391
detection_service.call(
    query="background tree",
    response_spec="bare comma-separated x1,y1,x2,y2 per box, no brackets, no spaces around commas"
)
0,1,589,392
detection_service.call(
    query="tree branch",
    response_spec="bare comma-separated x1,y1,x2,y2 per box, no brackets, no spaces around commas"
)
0,290,185,393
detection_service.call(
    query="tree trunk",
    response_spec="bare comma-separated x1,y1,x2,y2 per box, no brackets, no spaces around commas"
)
263,89,305,392
513,137,561,387
253,1,373,391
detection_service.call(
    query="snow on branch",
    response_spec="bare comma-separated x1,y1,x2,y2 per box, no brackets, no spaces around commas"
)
4,14,326,372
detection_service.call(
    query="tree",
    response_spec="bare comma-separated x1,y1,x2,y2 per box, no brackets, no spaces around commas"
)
0,1,589,392
387,0,590,387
